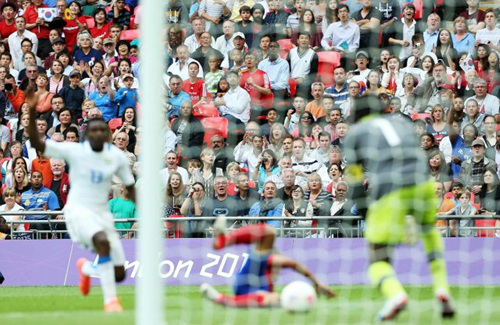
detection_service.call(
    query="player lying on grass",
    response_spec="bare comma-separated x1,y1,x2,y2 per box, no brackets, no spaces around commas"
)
27,107,136,313
343,96,455,321
201,215,336,307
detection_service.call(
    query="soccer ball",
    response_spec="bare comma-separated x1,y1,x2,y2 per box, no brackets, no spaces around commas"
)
280,281,317,312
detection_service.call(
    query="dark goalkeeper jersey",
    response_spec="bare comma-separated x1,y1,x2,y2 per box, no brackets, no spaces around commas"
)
343,115,430,202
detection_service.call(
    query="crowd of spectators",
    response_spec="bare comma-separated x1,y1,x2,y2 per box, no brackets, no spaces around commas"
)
0,0,500,239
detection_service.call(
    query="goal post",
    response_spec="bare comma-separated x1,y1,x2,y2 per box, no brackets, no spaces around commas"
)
136,0,167,323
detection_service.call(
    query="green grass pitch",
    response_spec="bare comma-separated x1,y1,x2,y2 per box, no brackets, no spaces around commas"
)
1,286,499,324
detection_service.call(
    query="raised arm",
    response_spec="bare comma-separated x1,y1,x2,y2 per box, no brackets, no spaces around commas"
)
27,106,46,153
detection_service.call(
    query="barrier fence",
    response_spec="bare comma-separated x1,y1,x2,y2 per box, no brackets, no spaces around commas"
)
2,211,499,239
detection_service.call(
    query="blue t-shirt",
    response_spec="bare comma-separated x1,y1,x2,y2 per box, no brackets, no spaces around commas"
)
73,48,103,65
89,91,118,121
234,249,273,295
451,136,472,178
22,186,60,220
167,91,191,119
114,88,138,116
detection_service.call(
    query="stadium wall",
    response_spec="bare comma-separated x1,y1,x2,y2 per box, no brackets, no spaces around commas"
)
0,239,499,286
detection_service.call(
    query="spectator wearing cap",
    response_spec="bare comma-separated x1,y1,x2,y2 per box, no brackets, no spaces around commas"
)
458,137,497,193
59,71,85,122
108,0,131,30
257,40,290,106
114,73,138,117
73,32,105,67
44,38,68,70
102,38,118,67
321,4,360,53
8,16,39,67
221,32,247,70
0,2,17,39
348,51,371,84
387,3,422,62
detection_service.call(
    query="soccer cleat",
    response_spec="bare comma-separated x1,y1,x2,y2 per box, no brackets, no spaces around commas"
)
436,289,455,318
377,293,409,322
104,298,123,312
77,258,91,296
200,283,222,302
212,215,227,249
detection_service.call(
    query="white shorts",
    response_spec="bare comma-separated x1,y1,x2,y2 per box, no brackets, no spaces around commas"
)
64,204,126,266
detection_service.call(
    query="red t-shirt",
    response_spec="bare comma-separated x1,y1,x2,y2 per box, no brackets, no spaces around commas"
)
64,16,89,51
182,78,206,104
0,20,16,39
24,4,51,39
91,21,113,40
239,69,273,108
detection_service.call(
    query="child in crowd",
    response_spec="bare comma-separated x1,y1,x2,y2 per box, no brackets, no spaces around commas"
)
205,54,225,96
285,95,306,133
187,159,202,187
114,74,138,117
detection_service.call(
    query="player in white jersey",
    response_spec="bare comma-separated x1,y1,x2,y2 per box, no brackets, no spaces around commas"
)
27,108,136,313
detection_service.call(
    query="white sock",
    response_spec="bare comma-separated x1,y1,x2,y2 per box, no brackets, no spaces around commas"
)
82,261,99,277
97,258,117,305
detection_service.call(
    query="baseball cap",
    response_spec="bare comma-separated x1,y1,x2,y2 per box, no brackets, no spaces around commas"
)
52,38,65,45
103,38,114,45
356,51,369,59
123,73,134,80
69,70,81,78
472,138,486,147
233,32,245,40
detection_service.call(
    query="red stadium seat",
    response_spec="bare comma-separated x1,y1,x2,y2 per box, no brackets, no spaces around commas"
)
277,39,294,51
201,117,229,147
166,214,184,238
476,219,496,237
193,103,220,118
289,78,298,97
108,118,123,131
278,39,294,59
120,29,140,41
317,51,341,88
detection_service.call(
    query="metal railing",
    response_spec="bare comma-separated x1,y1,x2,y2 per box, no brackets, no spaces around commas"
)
2,211,499,239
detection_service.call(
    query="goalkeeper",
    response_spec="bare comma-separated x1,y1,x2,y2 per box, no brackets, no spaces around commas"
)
343,96,455,321
200,214,335,307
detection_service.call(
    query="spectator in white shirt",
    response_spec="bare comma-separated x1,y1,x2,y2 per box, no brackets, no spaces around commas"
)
321,4,360,53
464,78,500,121
214,20,237,56
475,9,500,53
160,151,190,185
166,45,204,81
184,17,215,54
8,16,38,68
233,121,261,160
235,134,264,175
214,70,250,124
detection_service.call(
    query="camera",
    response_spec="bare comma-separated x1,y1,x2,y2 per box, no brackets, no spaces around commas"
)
193,188,200,192
262,157,268,164
4,83,13,91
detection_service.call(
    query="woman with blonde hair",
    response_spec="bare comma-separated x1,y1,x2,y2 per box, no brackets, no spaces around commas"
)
0,187,26,234
166,171,187,212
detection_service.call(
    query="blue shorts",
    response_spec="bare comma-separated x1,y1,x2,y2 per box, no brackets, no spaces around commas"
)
233,249,274,296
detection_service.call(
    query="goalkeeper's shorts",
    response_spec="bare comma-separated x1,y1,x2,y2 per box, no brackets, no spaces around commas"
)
365,180,437,245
